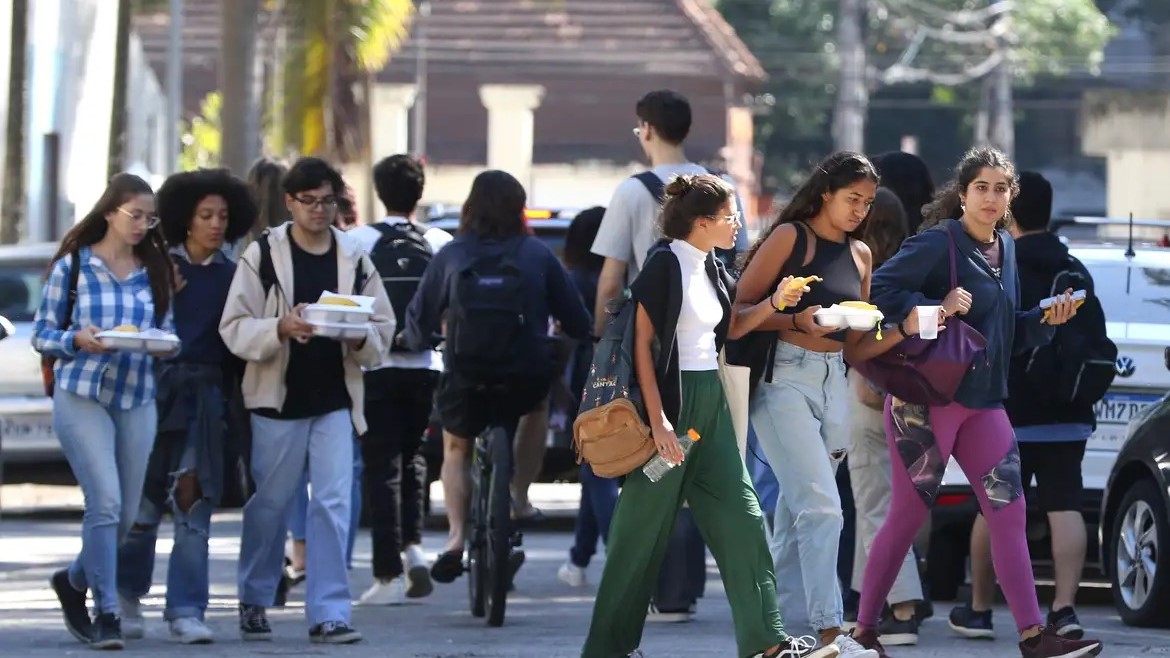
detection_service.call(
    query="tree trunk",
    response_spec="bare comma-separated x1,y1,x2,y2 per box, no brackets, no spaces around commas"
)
973,75,992,147
1,0,28,245
833,0,867,152
990,52,1014,158
220,0,260,176
107,0,132,179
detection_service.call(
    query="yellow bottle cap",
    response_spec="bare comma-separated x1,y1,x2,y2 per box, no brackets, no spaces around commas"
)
687,429,701,441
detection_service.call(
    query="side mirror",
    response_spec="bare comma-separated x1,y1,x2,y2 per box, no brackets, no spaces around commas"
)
0,315,11,342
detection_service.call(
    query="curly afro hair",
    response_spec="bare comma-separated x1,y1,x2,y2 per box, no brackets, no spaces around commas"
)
156,168,257,247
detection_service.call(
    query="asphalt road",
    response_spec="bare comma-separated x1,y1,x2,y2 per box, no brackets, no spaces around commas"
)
1,510,1168,657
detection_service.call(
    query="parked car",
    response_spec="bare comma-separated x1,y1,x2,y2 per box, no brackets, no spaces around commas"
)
927,222,1170,600
0,243,59,465
1099,380,1170,627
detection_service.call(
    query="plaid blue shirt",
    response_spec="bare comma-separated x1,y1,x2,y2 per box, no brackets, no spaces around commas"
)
32,247,175,409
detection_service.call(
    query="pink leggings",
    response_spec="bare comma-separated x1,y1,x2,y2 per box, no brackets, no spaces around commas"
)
857,402,1043,633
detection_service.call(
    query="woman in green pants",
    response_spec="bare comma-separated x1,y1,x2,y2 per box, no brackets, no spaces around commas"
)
581,174,838,658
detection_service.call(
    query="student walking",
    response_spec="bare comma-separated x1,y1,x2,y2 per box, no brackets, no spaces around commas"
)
35,173,177,649
220,157,395,644
582,174,836,658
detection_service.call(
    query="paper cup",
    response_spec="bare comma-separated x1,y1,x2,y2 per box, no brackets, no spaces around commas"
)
917,305,941,340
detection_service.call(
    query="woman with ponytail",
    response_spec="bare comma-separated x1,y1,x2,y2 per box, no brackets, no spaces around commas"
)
582,174,834,658
33,173,176,649
847,147,1102,658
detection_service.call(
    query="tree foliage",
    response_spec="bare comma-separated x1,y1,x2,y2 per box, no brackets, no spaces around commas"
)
179,91,221,171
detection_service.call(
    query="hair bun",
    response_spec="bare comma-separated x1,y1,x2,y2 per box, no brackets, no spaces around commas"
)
664,175,693,197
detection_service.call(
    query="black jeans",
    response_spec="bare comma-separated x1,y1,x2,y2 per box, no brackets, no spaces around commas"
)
361,368,438,580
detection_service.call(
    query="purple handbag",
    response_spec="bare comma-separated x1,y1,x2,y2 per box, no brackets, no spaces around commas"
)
851,225,988,406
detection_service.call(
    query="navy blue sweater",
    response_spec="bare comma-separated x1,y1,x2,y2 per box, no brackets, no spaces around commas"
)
173,255,236,366
870,219,1054,409
402,233,592,377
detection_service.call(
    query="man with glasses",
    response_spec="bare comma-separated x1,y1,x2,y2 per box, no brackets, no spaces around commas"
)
220,157,395,644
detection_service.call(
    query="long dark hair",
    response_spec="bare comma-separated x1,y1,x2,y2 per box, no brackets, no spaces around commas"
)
53,173,173,319
460,170,528,240
742,151,879,271
659,174,735,240
921,146,1019,232
871,151,934,234
247,157,289,235
564,206,606,272
860,187,909,267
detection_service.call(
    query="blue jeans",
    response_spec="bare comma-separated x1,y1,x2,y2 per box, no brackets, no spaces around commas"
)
239,409,354,626
54,390,157,615
568,463,619,568
286,434,363,568
118,393,225,620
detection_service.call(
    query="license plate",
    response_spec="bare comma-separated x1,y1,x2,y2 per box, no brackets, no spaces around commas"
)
0,414,56,443
1089,393,1161,451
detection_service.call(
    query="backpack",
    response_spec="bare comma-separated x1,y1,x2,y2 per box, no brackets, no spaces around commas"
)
572,291,656,478
255,230,366,310
1022,256,1117,407
633,170,739,272
445,238,529,383
722,222,812,396
367,222,433,351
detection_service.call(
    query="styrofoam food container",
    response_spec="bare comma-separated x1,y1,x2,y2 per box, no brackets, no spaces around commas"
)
301,293,375,324
310,321,369,341
813,305,884,331
813,308,848,329
97,328,182,353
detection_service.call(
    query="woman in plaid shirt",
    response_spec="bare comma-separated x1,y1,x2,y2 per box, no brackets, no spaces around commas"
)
32,173,177,649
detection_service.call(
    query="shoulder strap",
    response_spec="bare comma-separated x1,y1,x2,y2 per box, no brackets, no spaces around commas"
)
256,231,277,297
633,171,665,205
790,222,810,271
353,255,367,295
944,222,959,290
60,251,81,332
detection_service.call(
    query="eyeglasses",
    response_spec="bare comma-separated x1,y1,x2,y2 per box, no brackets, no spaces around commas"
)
292,194,339,211
117,207,160,229
707,213,742,226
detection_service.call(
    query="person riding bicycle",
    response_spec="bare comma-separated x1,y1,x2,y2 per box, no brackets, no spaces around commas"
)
401,169,591,585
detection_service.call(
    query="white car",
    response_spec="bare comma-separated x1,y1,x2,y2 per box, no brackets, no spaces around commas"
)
0,243,60,464
926,236,1170,599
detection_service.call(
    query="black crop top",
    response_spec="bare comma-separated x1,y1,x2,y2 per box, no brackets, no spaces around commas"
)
787,224,862,341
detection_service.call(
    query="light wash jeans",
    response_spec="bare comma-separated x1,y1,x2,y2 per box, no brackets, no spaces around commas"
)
238,409,354,626
846,370,923,605
54,390,157,615
749,341,849,632
118,392,224,620
286,434,363,568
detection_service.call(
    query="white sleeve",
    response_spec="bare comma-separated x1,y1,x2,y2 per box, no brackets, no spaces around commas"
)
590,179,639,265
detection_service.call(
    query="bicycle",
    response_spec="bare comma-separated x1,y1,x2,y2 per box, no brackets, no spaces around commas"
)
465,421,524,627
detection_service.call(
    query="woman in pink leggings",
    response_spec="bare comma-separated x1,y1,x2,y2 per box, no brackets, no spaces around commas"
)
844,147,1102,658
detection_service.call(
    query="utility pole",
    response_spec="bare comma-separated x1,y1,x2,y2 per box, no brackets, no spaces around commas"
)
107,0,132,179
219,0,260,175
412,1,430,159
164,0,183,175
833,0,867,153
989,4,1014,157
1,0,27,244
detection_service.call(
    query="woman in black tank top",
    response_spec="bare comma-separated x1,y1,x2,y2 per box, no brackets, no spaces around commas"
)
729,152,894,655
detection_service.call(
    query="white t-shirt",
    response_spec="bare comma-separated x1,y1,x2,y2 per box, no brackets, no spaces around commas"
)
590,162,711,282
670,240,720,371
350,216,453,372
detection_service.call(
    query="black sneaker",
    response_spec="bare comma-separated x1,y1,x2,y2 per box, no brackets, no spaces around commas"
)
50,568,93,643
949,604,995,639
90,612,124,650
238,604,272,641
309,621,362,644
1047,607,1085,640
878,614,920,646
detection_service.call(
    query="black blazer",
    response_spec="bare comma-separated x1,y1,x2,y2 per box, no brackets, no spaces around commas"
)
628,240,735,427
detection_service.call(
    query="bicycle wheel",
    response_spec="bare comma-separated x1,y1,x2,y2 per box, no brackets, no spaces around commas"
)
466,436,488,618
484,425,513,627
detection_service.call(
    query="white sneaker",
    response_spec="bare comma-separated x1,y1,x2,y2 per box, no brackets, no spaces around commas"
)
356,577,407,606
557,561,586,587
833,634,879,658
646,603,694,623
169,617,214,644
767,635,841,657
118,595,144,639
403,545,433,598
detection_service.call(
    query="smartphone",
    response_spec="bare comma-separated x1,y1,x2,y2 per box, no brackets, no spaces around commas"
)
1039,289,1086,309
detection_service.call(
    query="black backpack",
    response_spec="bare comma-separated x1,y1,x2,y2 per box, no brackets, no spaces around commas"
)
367,223,433,351
254,230,367,311
446,238,529,383
633,170,739,273
1021,256,1117,407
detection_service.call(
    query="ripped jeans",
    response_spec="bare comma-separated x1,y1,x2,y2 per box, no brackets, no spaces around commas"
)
118,391,224,621
749,342,850,632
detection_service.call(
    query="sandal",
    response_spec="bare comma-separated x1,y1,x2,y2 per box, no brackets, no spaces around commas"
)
430,550,464,584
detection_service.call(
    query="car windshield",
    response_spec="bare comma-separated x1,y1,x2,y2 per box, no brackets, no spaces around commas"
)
1081,259,1170,325
0,264,46,323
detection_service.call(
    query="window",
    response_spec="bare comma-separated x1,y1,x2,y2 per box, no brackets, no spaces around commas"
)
0,265,47,323
1082,260,1170,325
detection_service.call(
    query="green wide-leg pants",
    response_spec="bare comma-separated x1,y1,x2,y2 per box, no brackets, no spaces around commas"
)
581,370,788,658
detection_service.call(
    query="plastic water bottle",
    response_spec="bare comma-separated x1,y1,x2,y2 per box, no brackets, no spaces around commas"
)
643,429,702,483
